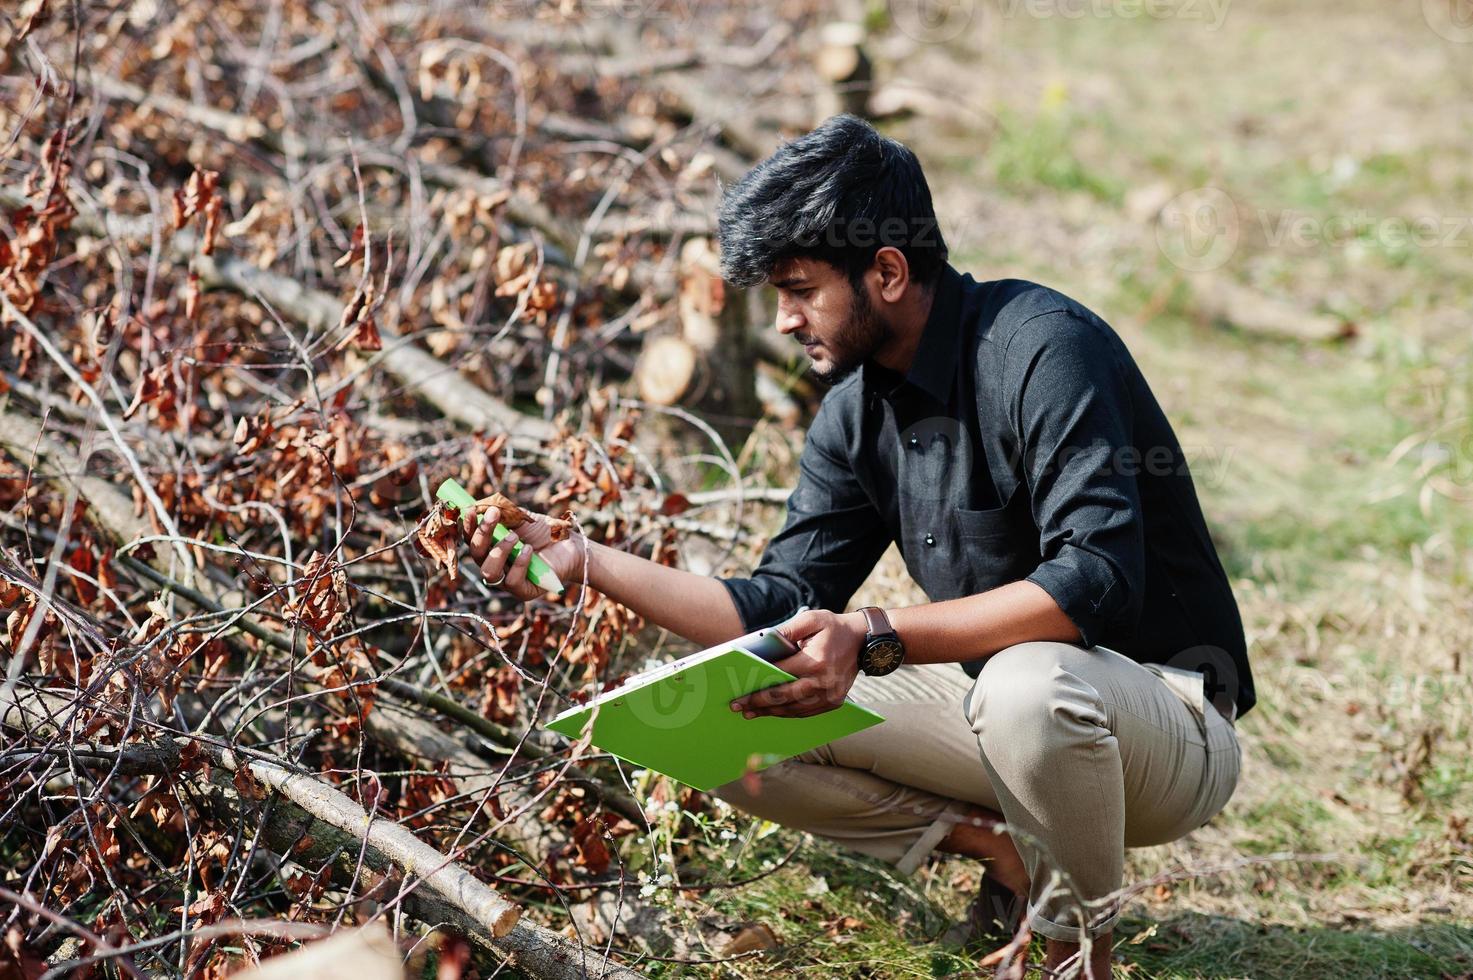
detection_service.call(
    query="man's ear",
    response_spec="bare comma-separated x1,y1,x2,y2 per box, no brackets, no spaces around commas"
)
871,246,911,303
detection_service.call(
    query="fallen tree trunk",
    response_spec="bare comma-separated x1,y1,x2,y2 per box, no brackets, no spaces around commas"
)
1187,275,1355,342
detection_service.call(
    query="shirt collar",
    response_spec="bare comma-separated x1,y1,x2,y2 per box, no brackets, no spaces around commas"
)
862,262,964,405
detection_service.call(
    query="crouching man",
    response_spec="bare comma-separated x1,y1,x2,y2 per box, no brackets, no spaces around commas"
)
464,115,1252,978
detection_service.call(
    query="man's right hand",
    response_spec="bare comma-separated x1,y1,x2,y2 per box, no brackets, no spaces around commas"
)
460,502,586,602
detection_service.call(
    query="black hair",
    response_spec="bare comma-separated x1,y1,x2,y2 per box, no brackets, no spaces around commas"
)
716,114,949,289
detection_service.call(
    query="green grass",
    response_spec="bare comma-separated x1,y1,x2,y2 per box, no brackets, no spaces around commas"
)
987,106,1126,205
611,816,1473,978
1114,914,1473,979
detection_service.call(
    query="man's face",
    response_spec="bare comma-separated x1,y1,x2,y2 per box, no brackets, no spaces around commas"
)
769,257,891,385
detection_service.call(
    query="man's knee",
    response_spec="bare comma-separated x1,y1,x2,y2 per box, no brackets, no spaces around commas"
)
709,775,769,825
963,641,1072,727
793,743,834,766
964,641,1104,750
792,722,889,770
710,776,756,813
710,760,809,822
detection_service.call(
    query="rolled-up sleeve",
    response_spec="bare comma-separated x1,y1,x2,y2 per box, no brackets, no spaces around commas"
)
1007,313,1146,646
719,394,892,632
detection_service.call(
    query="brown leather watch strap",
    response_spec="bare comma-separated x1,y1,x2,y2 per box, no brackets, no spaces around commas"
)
859,606,892,637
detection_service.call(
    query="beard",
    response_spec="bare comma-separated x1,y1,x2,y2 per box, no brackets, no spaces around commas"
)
811,279,891,385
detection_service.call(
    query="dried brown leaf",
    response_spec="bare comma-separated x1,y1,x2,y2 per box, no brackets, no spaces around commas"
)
415,505,461,582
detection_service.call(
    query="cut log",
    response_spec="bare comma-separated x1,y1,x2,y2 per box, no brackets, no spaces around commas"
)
679,238,762,436
634,335,699,407
234,923,403,980
814,23,873,119
632,239,764,448
1188,275,1355,342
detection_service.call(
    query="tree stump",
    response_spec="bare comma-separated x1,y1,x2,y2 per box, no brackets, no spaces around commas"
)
814,22,872,119
633,237,761,451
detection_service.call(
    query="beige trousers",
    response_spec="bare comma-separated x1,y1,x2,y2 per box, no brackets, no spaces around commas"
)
712,642,1241,942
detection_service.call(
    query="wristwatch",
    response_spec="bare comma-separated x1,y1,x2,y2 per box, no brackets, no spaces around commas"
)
857,606,905,676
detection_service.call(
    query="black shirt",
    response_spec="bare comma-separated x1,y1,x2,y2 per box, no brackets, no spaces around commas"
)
719,263,1255,717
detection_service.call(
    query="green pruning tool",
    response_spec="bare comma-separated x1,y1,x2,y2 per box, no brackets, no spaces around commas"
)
435,478,565,595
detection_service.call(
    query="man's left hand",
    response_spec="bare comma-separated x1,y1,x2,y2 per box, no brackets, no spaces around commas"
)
729,609,868,719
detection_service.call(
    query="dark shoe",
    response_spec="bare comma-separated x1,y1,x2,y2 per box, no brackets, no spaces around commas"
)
941,874,1026,952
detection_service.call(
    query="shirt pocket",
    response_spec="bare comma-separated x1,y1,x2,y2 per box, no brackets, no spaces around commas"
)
953,487,1039,593
954,503,1015,542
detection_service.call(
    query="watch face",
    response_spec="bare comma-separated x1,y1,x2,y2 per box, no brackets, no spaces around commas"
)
866,639,904,674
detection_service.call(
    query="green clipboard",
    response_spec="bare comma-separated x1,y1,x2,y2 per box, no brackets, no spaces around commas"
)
546,642,886,792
